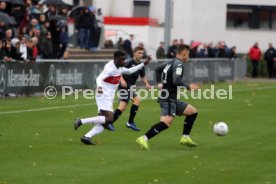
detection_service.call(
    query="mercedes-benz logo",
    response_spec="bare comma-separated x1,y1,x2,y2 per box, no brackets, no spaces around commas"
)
0,64,6,93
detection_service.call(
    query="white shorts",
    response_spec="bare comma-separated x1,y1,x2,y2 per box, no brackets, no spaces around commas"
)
95,91,115,112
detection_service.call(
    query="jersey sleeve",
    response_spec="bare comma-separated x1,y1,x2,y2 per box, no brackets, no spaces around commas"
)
155,62,168,83
172,61,190,89
121,63,145,75
139,66,146,78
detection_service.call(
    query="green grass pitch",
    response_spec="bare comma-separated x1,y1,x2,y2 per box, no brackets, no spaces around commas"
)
0,81,276,184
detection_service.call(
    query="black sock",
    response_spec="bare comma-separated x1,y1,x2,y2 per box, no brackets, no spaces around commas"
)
128,104,139,123
183,113,198,135
113,109,122,123
145,121,168,140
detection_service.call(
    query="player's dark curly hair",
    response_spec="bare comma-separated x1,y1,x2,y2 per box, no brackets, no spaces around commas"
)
114,51,126,58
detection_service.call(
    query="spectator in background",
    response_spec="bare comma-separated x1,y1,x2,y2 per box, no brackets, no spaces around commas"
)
167,39,178,58
130,34,138,50
248,42,262,78
156,41,165,59
59,25,68,58
44,5,57,20
31,37,39,60
0,22,6,40
11,38,24,61
39,14,48,52
179,38,185,46
199,43,208,58
4,40,13,62
19,36,28,61
78,7,94,49
264,43,276,78
89,6,98,50
123,35,133,58
207,42,215,58
0,1,8,14
11,5,25,27
229,46,237,59
26,38,34,62
5,29,13,41
217,42,228,58
25,29,35,40
95,8,104,50
104,39,114,49
115,37,124,51
41,32,54,59
0,39,8,61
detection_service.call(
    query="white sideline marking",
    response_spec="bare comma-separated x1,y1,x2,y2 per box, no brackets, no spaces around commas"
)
0,86,275,115
0,103,94,115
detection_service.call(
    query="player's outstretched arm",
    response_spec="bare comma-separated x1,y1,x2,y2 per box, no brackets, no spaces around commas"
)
121,55,152,75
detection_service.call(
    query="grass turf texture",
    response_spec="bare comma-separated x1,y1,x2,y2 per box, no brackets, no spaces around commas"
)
0,81,276,184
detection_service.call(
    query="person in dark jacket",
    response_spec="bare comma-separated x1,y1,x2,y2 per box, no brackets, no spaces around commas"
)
264,43,276,78
0,39,8,61
78,7,94,49
4,40,13,62
166,39,178,58
217,42,228,58
123,38,133,58
59,26,69,58
207,42,216,58
229,46,237,59
156,42,165,59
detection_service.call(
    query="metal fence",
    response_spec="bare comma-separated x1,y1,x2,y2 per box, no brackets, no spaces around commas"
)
0,58,247,95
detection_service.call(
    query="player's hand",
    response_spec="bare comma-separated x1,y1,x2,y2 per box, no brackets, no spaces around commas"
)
96,86,103,94
143,55,152,66
189,83,200,90
121,81,127,88
157,83,163,90
146,84,151,90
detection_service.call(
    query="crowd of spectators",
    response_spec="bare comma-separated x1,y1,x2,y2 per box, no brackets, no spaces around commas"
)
0,0,71,62
156,39,237,59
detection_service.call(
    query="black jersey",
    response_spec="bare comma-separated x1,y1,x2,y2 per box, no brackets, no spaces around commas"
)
155,58,190,101
119,58,145,89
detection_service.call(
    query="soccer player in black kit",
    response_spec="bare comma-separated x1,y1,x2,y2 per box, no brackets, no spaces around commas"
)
136,44,199,150
107,46,152,131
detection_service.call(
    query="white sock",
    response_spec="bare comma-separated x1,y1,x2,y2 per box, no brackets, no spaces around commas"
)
143,135,148,141
81,116,105,125
183,134,190,138
85,124,104,138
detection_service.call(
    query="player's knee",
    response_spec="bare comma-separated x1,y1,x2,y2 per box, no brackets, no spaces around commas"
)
105,115,114,124
133,97,141,105
184,105,197,115
118,102,128,112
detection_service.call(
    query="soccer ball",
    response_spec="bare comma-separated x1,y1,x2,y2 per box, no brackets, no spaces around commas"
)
213,122,228,136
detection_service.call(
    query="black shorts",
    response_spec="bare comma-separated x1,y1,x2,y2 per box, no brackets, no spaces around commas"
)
158,100,188,117
118,88,138,103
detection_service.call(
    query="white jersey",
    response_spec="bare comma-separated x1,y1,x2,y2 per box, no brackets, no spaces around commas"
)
95,60,144,112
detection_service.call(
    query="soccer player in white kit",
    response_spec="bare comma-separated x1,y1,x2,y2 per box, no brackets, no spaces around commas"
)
74,51,152,145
